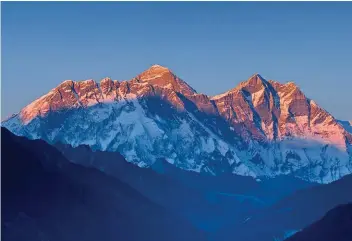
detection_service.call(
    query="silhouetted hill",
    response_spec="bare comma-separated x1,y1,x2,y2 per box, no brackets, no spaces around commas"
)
55,142,316,234
1,127,206,241
215,173,352,241
286,203,352,241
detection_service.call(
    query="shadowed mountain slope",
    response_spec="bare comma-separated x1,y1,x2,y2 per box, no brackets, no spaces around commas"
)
286,203,352,241
1,127,206,241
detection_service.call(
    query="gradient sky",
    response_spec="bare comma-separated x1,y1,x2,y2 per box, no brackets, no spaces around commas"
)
2,2,352,120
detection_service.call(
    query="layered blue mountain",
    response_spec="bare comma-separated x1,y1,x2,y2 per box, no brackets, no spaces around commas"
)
1,127,206,241
215,173,352,241
286,203,352,241
54,141,316,233
2,128,351,241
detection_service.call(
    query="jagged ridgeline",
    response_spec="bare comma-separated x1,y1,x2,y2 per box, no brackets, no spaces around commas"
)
3,65,352,183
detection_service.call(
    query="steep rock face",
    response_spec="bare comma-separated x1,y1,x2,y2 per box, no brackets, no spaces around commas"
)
338,120,352,135
137,64,196,96
211,74,352,182
2,65,352,183
211,74,349,147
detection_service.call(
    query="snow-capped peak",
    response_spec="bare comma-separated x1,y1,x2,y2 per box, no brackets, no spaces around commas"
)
211,73,266,100
137,64,196,96
150,64,169,69
2,66,352,184
140,64,171,78
249,73,263,79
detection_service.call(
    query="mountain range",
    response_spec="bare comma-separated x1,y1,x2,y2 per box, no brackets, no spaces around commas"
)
3,64,352,183
1,127,206,241
2,127,351,241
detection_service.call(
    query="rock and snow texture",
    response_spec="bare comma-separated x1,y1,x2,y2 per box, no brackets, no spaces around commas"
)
2,65,352,183
338,120,352,134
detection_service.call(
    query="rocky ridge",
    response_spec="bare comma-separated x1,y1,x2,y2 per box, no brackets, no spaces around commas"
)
3,65,352,183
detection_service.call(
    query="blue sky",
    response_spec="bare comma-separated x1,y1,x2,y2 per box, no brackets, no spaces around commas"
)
2,2,352,120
